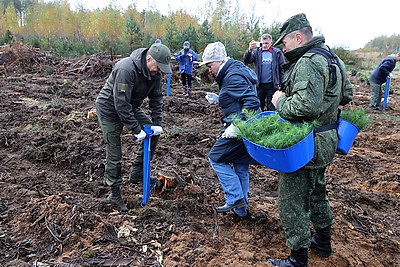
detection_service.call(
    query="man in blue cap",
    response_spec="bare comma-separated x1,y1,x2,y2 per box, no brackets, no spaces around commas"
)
268,13,353,266
175,41,199,96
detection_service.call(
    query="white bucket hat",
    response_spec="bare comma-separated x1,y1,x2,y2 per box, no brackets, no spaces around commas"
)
200,41,227,66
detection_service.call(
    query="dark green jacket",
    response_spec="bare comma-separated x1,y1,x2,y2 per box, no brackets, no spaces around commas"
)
276,37,353,168
95,48,163,134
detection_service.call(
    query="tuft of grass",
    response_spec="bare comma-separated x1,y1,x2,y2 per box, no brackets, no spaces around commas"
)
234,110,314,149
222,231,230,239
340,107,370,131
82,249,95,259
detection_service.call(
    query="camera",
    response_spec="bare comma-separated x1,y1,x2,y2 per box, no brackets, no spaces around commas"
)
256,42,262,47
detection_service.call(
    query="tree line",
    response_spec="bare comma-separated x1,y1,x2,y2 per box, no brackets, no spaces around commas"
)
1,0,399,61
0,0,277,59
365,35,400,53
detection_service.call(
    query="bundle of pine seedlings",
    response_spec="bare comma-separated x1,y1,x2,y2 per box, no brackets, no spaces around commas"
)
340,107,370,131
234,111,314,149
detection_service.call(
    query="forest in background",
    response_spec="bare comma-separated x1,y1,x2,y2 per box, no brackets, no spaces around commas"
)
1,0,400,64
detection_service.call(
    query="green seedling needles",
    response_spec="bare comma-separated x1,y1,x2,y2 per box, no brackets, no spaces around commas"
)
234,110,314,149
340,107,370,131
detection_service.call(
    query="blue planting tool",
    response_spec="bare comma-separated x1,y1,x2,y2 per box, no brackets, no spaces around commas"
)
166,74,171,97
141,125,153,207
382,76,391,109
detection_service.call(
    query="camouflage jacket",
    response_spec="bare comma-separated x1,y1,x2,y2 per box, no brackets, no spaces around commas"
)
276,36,353,168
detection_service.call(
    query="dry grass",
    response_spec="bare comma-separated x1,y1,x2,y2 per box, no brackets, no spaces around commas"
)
354,50,400,71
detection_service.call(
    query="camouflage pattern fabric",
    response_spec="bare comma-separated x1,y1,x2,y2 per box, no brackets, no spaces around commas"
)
275,36,353,250
278,168,334,250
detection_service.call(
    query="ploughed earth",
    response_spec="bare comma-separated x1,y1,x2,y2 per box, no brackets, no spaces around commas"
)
0,46,399,266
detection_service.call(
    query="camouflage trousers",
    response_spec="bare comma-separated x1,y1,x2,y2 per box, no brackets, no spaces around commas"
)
97,109,159,187
369,81,383,109
278,167,334,250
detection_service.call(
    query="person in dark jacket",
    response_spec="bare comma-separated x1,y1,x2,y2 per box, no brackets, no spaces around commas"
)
95,43,172,212
243,34,285,111
268,13,352,266
175,41,199,96
202,41,261,219
369,53,400,110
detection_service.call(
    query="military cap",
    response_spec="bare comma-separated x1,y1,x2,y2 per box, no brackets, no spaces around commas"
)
274,13,310,46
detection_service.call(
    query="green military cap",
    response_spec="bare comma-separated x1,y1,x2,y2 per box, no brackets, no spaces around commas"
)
149,43,172,73
274,13,310,46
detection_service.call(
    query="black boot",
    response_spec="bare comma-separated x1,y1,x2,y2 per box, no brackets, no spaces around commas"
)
107,186,128,212
310,226,332,258
267,248,308,267
129,164,157,184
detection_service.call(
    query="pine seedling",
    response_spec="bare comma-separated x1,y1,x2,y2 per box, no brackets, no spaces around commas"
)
235,111,314,149
340,107,370,131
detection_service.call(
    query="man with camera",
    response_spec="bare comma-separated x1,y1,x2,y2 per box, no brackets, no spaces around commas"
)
243,34,285,111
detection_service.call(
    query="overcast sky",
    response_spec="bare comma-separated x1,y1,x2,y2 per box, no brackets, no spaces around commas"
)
66,0,399,50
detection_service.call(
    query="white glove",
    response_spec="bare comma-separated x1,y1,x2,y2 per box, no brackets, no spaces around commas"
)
389,73,393,78
132,130,146,141
205,92,219,104
221,124,238,138
151,126,163,135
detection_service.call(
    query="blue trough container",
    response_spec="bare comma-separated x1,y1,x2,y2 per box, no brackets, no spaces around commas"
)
336,118,359,155
242,112,315,173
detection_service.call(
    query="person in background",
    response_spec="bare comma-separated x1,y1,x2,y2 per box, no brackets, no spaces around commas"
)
369,52,400,110
243,34,285,111
175,41,199,97
95,43,172,212
268,13,353,266
202,41,260,219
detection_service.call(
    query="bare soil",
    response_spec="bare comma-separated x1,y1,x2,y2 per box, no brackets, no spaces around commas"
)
0,52,399,266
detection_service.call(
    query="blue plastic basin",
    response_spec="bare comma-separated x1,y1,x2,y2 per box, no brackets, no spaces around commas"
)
336,118,359,155
242,112,314,173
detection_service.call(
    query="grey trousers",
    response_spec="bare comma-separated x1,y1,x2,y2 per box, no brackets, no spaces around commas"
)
369,81,383,109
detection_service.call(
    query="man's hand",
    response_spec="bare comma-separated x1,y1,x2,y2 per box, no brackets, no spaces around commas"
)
221,124,238,138
151,126,163,135
132,130,146,141
272,91,286,107
248,40,258,50
205,92,219,104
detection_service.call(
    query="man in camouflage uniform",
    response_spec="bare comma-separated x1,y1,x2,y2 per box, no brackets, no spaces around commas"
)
268,13,353,266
